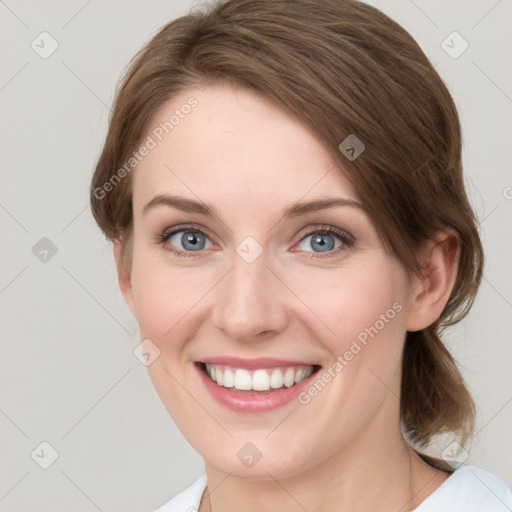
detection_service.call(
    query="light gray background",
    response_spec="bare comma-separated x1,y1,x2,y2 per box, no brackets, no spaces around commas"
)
1,0,511,510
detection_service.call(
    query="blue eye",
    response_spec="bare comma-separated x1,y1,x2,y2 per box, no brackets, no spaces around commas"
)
160,227,214,255
296,226,353,256
169,231,209,251
158,224,353,258
301,233,337,252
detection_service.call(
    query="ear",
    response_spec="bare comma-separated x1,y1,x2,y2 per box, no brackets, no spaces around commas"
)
406,231,460,332
113,239,135,315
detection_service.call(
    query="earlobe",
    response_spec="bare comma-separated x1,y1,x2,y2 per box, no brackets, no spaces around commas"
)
113,239,136,315
406,232,460,332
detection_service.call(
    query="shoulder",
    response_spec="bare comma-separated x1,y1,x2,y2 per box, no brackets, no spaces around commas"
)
154,475,207,512
414,465,512,511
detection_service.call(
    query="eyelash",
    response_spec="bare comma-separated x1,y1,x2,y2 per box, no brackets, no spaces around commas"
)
155,223,355,259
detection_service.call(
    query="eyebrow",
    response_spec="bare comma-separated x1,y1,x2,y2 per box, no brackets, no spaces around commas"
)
142,194,365,218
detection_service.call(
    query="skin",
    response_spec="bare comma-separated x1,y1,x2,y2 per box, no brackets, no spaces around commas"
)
114,83,459,511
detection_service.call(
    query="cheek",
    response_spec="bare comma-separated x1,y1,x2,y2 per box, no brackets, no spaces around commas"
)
131,270,174,340
294,260,408,404
129,250,194,348
129,248,222,367
287,264,408,434
128,254,210,428
290,260,407,349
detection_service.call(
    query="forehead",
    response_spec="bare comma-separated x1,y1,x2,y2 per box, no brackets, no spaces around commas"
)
131,83,358,214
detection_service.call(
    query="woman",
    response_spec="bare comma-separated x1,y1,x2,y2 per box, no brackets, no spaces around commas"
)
90,0,512,510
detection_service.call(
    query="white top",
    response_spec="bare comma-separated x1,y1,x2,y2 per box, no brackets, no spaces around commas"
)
155,465,512,512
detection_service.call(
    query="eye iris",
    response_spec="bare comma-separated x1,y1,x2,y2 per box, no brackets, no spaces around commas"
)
311,233,335,252
182,232,205,251
173,230,340,253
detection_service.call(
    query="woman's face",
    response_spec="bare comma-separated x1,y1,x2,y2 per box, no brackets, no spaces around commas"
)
122,83,418,479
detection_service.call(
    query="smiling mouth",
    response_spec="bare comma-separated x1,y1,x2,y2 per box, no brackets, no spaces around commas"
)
197,362,321,393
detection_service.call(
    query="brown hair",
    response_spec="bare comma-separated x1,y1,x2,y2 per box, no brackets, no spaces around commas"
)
90,0,482,451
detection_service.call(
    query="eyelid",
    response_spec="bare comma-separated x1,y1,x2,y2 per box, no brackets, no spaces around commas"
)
157,223,355,257
156,223,218,257
286,225,355,260
294,224,354,247
159,222,214,241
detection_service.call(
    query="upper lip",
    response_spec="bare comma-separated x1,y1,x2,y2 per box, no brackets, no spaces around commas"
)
198,356,320,369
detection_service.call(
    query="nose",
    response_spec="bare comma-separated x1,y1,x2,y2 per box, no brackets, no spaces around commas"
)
211,248,289,342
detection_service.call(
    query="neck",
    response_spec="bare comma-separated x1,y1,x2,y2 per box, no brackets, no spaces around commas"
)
201,400,449,512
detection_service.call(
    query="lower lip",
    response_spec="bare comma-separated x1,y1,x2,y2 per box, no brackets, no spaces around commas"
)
195,363,319,413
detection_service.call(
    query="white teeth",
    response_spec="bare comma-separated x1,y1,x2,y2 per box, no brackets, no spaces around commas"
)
223,367,235,388
252,369,270,391
294,367,313,384
216,367,224,386
234,369,252,390
283,367,295,387
204,363,315,391
270,368,284,388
